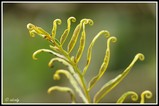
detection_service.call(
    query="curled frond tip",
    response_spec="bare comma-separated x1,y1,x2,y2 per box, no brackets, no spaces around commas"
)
136,53,145,61
107,36,117,48
68,16,76,23
87,19,94,25
53,74,60,80
140,90,152,103
100,30,110,38
27,23,34,30
48,86,76,103
53,19,62,25
117,91,138,103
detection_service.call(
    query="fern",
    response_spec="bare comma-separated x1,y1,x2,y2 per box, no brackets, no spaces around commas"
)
27,17,152,103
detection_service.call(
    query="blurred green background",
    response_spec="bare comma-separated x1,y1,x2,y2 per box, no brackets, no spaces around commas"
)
3,2,156,103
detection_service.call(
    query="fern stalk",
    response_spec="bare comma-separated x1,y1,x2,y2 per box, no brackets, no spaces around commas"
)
27,17,152,103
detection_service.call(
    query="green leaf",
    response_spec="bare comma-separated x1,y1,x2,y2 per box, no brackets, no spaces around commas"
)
82,30,110,75
60,29,69,44
27,23,51,40
140,90,152,104
32,49,67,61
74,31,85,63
88,37,117,91
60,17,76,45
48,86,76,103
67,19,92,54
74,19,93,63
54,38,61,45
52,19,62,38
67,24,81,53
49,45,60,53
93,53,145,103
48,57,82,87
48,57,73,73
53,70,88,103
37,27,50,38
117,91,138,103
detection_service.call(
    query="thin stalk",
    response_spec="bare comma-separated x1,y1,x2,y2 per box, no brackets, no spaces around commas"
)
55,44,91,103
73,65,91,103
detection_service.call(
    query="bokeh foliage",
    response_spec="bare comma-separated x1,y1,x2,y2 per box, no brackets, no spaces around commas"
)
3,3,156,103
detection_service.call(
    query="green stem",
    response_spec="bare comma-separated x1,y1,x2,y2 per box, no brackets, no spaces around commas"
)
56,44,91,103
73,65,91,103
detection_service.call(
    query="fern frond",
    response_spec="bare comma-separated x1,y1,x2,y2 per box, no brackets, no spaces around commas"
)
27,17,151,103
52,19,62,38
54,69,88,103
82,30,110,75
48,86,76,103
32,49,67,61
60,17,76,45
75,19,93,63
88,37,117,91
140,90,152,104
93,53,144,103
117,91,138,103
